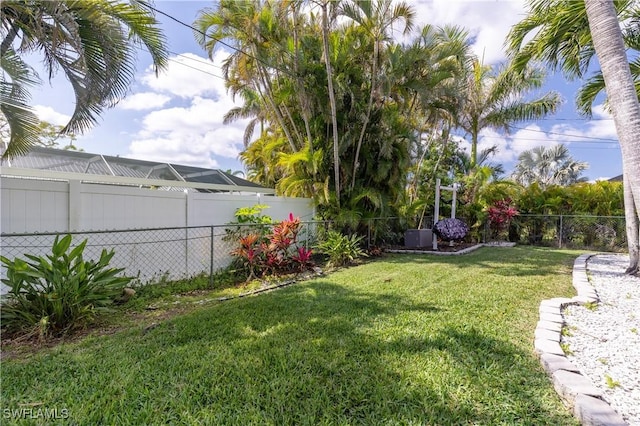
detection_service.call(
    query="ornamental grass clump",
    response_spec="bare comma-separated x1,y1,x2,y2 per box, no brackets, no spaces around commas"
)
432,218,469,241
0,235,131,339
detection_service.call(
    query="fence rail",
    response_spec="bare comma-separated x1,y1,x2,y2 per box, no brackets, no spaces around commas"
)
1,215,627,293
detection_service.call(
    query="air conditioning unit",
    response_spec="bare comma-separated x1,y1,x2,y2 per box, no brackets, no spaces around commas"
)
404,229,433,248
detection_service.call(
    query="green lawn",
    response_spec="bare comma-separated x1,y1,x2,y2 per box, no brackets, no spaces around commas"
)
1,246,581,425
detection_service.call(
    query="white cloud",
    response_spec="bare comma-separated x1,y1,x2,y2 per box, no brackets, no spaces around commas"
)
33,105,70,126
141,52,228,99
412,0,526,64
127,137,220,168
119,92,171,110
127,99,246,168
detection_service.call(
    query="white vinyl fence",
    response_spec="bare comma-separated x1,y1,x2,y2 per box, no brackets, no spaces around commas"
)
1,175,314,292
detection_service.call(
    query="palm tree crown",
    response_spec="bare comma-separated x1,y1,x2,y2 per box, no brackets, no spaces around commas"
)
1,0,168,159
511,144,588,188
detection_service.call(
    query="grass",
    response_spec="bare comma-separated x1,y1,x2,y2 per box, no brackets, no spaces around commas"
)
1,246,581,425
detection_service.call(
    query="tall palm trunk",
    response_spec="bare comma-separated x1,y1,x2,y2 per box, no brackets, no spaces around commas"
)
585,0,640,274
351,39,379,192
624,177,640,273
320,1,341,207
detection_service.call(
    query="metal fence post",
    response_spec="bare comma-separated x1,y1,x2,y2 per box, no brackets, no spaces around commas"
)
305,222,309,250
209,225,214,288
558,215,563,249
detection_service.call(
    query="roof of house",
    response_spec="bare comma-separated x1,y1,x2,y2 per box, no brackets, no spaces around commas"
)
608,174,623,182
2,146,269,193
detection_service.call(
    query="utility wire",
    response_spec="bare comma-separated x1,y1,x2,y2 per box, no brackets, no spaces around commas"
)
168,50,224,70
508,125,619,142
146,3,296,78
167,56,226,80
537,117,614,121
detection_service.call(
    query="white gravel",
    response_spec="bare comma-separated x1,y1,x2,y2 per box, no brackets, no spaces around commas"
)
562,254,640,426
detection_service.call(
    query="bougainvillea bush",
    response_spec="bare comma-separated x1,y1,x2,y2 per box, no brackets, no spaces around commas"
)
231,214,314,279
487,198,518,239
432,218,469,241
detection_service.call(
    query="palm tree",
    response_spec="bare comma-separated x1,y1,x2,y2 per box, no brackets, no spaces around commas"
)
578,1,640,115
340,0,414,192
316,0,342,207
195,0,300,153
223,87,269,148
507,0,640,274
0,0,168,160
456,59,561,169
511,144,589,188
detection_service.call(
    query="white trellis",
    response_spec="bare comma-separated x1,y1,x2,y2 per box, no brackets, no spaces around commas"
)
433,178,460,250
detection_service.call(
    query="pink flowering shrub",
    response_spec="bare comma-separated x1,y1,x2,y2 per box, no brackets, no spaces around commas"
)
433,218,469,241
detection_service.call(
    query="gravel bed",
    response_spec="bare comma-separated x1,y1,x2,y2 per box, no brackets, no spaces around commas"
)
562,254,640,425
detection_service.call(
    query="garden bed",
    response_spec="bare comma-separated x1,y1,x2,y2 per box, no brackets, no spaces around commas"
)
386,242,484,254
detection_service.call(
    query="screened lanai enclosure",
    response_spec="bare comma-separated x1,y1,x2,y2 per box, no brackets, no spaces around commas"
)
3,146,271,194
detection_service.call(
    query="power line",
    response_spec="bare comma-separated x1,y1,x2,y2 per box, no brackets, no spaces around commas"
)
147,3,296,79
168,50,224,70
536,117,614,121
479,135,619,145
166,56,226,80
508,125,619,142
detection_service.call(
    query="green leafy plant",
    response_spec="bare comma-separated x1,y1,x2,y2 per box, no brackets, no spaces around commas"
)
0,235,131,339
559,342,573,356
584,301,598,311
316,231,367,267
604,374,620,389
224,204,274,245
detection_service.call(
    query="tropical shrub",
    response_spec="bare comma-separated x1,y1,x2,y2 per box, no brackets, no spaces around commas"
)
432,218,469,241
316,231,367,267
487,198,519,240
230,214,314,279
224,204,273,244
0,235,131,339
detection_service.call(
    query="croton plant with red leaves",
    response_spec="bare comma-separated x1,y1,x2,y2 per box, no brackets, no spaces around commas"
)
486,198,519,238
231,213,313,279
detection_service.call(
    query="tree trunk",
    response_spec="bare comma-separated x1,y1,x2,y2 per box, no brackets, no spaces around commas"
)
585,0,640,274
320,1,341,207
351,39,379,192
624,176,640,274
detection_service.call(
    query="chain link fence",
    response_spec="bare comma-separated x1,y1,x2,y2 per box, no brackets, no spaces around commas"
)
506,214,627,251
0,222,325,292
0,215,627,292
359,214,627,252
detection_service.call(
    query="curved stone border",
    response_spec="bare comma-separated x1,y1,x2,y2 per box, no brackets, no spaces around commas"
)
387,243,485,256
535,253,628,426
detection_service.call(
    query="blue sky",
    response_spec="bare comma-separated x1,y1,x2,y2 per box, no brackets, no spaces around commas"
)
26,0,622,180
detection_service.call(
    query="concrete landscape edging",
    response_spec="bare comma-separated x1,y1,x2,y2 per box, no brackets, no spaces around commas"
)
535,253,628,426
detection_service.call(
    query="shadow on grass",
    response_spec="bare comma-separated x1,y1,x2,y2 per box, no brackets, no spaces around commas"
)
2,279,576,425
